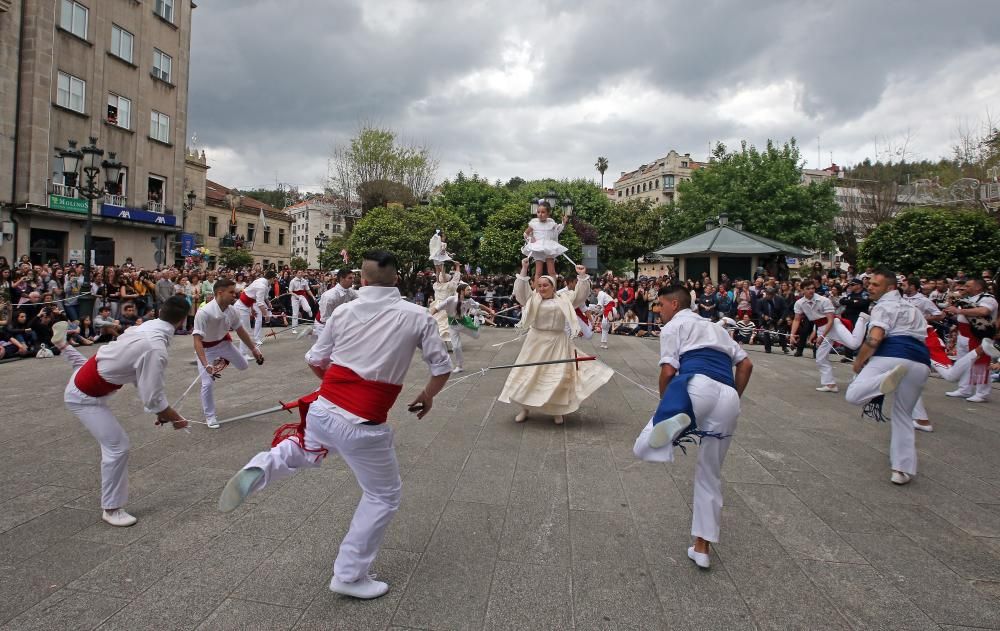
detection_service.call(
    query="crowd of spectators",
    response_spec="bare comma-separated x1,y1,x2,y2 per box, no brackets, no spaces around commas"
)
1,252,997,386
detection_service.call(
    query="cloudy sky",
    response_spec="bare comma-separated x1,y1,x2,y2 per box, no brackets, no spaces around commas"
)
188,0,1000,192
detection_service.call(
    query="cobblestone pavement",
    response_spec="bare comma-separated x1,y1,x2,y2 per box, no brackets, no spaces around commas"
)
1,327,999,630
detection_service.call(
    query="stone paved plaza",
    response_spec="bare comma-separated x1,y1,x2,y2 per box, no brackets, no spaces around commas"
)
1,327,999,630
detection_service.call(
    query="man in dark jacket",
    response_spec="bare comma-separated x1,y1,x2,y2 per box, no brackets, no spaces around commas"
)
758,287,788,353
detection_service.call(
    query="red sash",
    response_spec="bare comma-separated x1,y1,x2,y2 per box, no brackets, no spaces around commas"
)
203,333,232,348
318,365,403,424
575,307,586,321
810,316,832,326
925,327,952,366
238,292,255,308
957,322,982,344
73,356,123,398
293,290,309,297
603,302,617,318
957,322,990,380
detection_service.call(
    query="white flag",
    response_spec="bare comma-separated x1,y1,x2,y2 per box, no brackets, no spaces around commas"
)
257,207,268,231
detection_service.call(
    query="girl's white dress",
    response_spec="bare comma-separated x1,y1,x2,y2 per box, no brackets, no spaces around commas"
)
430,271,459,342
429,233,452,265
522,218,568,260
498,274,613,416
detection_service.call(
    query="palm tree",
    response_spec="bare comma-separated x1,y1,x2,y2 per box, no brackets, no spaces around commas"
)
595,156,609,189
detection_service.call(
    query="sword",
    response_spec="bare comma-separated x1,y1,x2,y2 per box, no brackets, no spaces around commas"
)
216,403,288,425
484,354,597,370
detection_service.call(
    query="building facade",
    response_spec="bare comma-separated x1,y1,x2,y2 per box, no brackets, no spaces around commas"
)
183,149,293,270
287,198,351,268
613,150,702,205
1,0,193,267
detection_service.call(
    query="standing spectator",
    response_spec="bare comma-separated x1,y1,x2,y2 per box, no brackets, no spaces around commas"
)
618,282,635,319
64,264,85,321
715,284,734,319
758,286,788,354
696,284,717,319
155,271,174,311
735,281,753,319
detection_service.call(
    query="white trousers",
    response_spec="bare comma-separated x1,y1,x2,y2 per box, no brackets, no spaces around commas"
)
815,318,860,386
600,317,610,343
913,349,981,419
233,303,264,355
241,400,401,582
449,324,478,368
290,294,312,327
61,346,129,509
633,375,740,543
845,357,929,476
953,335,992,398
198,342,249,419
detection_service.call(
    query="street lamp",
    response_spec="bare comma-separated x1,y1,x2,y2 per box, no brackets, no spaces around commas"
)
185,189,196,226
544,189,559,209
314,231,329,250
59,136,125,320
561,197,574,217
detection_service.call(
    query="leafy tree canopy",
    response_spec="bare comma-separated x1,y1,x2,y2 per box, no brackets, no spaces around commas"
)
217,247,254,269
436,172,513,234
858,208,1000,278
289,256,309,270
668,139,839,252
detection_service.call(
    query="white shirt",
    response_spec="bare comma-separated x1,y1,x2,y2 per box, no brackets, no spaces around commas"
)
236,277,270,311
318,283,358,321
597,290,614,311
659,309,747,370
793,294,835,322
92,319,176,413
957,292,999,324
869,290,927,341
528,217,564,242
289,277,311,294
902,292,942,319
306,285,452,384
192,299,243,342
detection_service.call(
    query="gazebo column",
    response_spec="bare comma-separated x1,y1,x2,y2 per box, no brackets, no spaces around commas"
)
710,255,719,284
751,255,759,277
678,257,686,280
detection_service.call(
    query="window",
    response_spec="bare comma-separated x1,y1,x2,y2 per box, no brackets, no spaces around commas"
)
152,49,172,83
247,222,255,243
208,216,218,237
154,0,174,23
617,190,622,198
107,94,131,128
681,161,688,168
654,179,659,189
60,0,88,39
263,226,271,244
664,175,675,188
228,222,237,236
278,229,285,246
56,72,86,112
110,25,133,62
150,110,170,143
147,175,166,211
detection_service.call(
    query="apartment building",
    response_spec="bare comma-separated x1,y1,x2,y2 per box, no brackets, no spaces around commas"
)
288,198,354,268
612,150,702,205
1,0,193,267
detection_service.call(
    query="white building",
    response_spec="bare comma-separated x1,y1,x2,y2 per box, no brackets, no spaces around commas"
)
287,198,351,268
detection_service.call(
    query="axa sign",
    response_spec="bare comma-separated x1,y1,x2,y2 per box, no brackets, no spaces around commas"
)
99,204,177,227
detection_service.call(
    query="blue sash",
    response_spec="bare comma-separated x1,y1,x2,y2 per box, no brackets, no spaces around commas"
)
874,335,930,366
652,348,735,450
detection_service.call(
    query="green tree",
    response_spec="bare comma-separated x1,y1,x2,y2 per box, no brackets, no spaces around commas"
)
437,172,512,235
478,202,582,275
595,156,609,188
670,140,839,251
597,198,664,277
346,205,472,292
217,247,254,269
289,256,309,270
318,233,350,271
858,208,1000,278
243,186,302,210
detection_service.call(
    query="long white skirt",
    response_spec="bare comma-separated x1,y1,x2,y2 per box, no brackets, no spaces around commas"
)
498,328,613,416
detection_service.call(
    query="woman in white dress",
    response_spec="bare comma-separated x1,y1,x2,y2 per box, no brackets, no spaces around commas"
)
522,202,569,280
429,229,453,274
499,258,614,425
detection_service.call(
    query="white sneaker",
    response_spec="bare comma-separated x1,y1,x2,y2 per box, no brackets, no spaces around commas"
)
687,546,710,569
600,343,608,349
51,321,69,348
648,413,691,449
102,508,137,527
330,575,389,599
945,389,971,398
218,467,263,513
815,385,840,393
452,366,463,373
890,471,913,485
514,409,528,423
206,416,220,429
913,421,933,432
553,415,564,425
291,328,298,334
966,394,989,403
982,339,1000,360
879,365,908,395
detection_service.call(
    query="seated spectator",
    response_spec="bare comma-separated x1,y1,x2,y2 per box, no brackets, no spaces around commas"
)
735,314,756,344
614,310,640,335
93,305,122,341
65,319,93,346
78,314,98,343
19,291,45,320
28,308,59,354
6,310,37,354
117,302,143,330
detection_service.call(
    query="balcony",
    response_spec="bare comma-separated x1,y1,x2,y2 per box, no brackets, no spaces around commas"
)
104,193,127,207
146,200,165,214
50,182,80,198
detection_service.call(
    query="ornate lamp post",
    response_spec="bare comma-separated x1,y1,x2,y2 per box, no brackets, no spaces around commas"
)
59,137,123,320
314,231,330,251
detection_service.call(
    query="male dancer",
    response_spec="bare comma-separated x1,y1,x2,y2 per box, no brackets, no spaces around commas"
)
790,279,854,392
901,276,947,431
597,282,615,349
288,269,315,332
844,269,930,486
218,251,452,599
52,296,190,526
193,278,265,428
314,268,358,337
633,284,753,569
232,269,276,357
944,278,998,402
